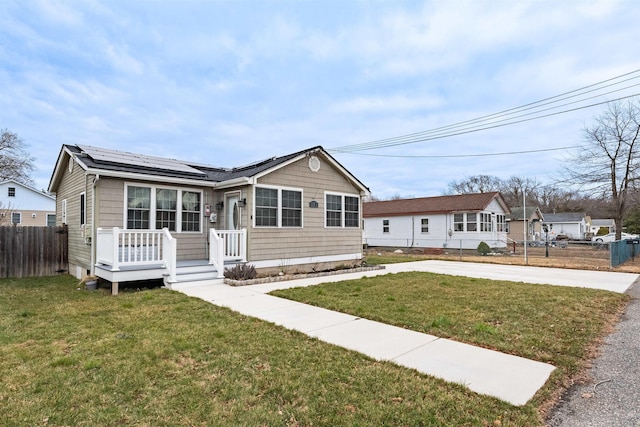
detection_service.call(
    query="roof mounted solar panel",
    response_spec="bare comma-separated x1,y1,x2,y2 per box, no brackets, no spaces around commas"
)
78,145,206,176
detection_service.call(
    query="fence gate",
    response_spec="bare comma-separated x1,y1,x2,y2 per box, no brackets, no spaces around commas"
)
0,225,68,278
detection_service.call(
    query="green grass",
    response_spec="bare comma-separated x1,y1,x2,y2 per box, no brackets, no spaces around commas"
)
0,275,550,426
2,274,628,426
272,271,629,417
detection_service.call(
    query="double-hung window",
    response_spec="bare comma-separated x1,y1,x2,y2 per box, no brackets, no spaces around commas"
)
281,190,302,227
156,189,177,231
383,219,390,233
181,191,201,232
453,213,464,232
480,213,492,232
467,213,477,231
127,186,151,229
421,218,429,233
8,187,16,197
255,186,302,228
325,193,360,228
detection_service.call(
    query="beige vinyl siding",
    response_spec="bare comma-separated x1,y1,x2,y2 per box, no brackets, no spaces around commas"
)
250,156,362,262
55,156,93,273
3,210,55,226
96,178,214,261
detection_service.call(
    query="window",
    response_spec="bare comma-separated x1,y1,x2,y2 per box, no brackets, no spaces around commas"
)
325,193,360,228
127,186,150,229
181,191,201,232
496,214,506,232
47,214,56,227
61,199,67,224
454,213,464,231
282,190,302,227
421,218,429,233
255,186,303,227
344,196,359,227
8,187,16,197
467,213,477,231
480,213,492,232
255,187,278,227
383,219,390,233
125,184,201,232
11,212,21,224
156,189,177,231
326,194,342,227
80,192,86,226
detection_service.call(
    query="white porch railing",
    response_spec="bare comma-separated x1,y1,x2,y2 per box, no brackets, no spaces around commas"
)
96,227,177,282
217,229,247,261
209,229,225,279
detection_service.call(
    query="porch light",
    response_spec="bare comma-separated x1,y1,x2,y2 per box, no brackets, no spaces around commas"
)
238,198,246,207
215,201,224,210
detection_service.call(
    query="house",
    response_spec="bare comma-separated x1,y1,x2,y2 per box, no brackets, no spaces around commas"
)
0,179,56,226
48,144,369,291
590,218,616,236
506,206,544,242
363,192,510,250
541,212,590,240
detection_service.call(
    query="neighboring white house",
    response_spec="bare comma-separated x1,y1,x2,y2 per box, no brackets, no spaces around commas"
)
590,218,616,235
541,212,590,240
0,179,56,226
363,192,510,250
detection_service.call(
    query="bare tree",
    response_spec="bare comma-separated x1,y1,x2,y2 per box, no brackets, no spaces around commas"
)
564,98,640,238
0,129,35,186
446,175,502,195
0,201,14,225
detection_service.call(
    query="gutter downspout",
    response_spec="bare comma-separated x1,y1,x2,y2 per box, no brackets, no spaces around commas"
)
90,174,100,276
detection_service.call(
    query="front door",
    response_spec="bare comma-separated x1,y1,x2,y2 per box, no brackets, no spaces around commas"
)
225,193,240,257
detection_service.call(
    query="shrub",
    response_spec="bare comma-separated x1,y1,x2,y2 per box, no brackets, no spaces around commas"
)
224,263,257,281
477,241,491,256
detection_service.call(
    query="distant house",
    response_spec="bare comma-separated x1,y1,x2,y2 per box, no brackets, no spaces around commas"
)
0,179,56,226
541,212,590,240
363,192,510,250
48,145,369,291
591,218,616,235
506,206,544,242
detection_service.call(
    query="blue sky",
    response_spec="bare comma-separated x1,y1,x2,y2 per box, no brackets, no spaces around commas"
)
2,0,640,198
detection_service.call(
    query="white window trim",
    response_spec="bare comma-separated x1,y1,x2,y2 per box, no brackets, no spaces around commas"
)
253,184,304,228
324,191,361,229
123,183,203,233
47,213,56,227
421,217,429,233
12,212,21,224
61,199,67,224
80,192,86,226
8,187,16,197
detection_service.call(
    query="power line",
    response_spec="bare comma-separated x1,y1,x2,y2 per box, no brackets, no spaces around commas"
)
334,145,582,158
328,69,640,154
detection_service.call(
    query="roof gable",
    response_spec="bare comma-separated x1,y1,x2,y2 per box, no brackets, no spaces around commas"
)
542,212,587,223
364,192,510,218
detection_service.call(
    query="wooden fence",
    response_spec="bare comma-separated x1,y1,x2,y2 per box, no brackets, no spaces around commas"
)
0,225,68,278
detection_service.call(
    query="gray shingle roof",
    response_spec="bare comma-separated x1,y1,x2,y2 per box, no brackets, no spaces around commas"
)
542,212,586,223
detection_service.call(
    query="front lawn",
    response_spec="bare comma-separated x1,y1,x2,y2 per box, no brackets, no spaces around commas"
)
271,271,629,419
1,275,544,426
1,274,627,426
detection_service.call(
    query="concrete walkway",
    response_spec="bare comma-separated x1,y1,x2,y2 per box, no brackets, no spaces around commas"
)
176,261,639,407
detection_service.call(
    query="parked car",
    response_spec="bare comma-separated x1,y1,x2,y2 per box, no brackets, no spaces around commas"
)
592,232,640,243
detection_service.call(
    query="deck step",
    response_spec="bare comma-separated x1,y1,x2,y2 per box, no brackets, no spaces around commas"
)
164,262,224,286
